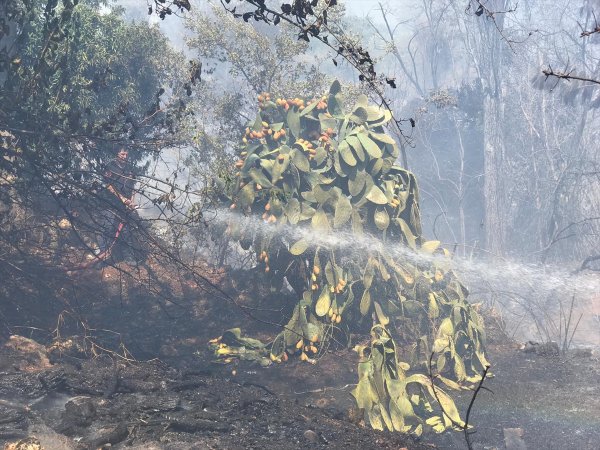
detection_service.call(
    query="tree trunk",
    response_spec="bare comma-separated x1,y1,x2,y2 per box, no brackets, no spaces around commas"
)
0,2,18,88
483,94,505,256
479,0,508,257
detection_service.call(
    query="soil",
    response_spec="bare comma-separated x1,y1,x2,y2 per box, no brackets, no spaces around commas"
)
1,258,599,450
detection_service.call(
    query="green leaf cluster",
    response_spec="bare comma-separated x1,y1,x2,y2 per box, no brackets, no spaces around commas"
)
2,0,188,172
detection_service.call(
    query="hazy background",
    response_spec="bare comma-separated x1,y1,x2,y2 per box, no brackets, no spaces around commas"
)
110,0,600,345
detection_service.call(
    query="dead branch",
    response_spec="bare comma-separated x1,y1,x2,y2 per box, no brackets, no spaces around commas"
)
542,67,600,85
580,10,600,37
580,26,600,37
467,0,520,51
574,254,600,273
428,352,491,450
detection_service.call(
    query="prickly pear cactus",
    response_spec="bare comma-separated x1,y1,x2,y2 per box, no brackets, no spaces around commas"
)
352,325,467,435
222,81,489,434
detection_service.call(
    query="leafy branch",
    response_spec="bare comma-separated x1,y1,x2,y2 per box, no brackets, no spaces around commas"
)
148,0,191,19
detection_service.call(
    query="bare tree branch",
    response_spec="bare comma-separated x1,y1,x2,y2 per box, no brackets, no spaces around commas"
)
542,67,600,85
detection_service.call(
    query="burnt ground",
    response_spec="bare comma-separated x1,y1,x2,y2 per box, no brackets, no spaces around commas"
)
0,258,599,450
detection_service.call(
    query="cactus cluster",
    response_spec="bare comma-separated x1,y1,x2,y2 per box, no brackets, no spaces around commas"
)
220,81,489,435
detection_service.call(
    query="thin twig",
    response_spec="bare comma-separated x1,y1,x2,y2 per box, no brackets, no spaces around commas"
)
464,364,491,440
428,352,491,450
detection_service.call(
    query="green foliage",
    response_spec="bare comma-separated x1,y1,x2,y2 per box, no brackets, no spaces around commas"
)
222,81,489,434
183,4,336,179
0,1,192,278
2,0,188,174
186,5,328,100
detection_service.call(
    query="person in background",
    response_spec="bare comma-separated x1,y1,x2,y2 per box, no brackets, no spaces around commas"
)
72,147,144,271
105,147,137,212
